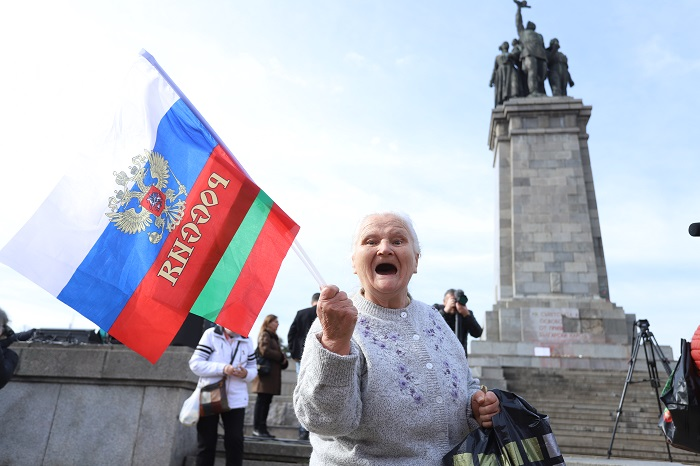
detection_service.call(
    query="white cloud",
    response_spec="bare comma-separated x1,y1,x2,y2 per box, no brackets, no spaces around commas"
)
395,55,415,66
345,51,367,66
636,34,700,77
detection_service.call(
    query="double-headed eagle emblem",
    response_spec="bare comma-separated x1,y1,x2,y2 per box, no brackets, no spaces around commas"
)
106,150,187,244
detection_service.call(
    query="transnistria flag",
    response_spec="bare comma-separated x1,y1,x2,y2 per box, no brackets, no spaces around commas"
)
0,50,300,363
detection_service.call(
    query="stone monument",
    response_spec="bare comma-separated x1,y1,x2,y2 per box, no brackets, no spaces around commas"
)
471,5,648,381
471,96,634,374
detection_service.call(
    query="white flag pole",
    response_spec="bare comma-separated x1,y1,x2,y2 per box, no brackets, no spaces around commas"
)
292,239,326,288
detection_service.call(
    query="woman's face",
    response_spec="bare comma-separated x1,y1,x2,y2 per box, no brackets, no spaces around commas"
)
352,213,419,308
268,318,279,333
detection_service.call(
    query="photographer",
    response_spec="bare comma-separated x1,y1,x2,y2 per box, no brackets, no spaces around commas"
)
435,289,483,358
0,308,35,389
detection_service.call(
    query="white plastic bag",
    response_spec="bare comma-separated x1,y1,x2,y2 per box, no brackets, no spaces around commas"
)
179,387,201,426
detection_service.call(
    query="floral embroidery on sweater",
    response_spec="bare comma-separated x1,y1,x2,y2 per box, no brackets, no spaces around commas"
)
356,310,466,406
426,311,465,403
358,315,422,403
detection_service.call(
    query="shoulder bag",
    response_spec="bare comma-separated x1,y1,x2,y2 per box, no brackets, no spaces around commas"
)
256,347,272,377
199,341,241,417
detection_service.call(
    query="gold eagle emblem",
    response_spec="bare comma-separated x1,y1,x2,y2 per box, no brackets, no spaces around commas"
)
106,150,187,244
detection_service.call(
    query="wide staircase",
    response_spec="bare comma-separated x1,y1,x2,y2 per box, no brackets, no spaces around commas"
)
502,366,700,464
185,364,700,465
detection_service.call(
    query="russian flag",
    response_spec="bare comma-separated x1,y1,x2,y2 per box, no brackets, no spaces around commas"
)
0,50,299,363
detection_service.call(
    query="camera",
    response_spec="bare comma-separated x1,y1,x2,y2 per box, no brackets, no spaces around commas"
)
636,319,650,331
454,289,468,306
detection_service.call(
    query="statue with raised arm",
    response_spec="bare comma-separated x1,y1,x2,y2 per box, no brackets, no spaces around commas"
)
489,41,522,107
546,38,575,96
514,0,547,96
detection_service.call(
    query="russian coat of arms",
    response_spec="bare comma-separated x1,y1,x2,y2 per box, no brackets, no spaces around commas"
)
106,150,187,244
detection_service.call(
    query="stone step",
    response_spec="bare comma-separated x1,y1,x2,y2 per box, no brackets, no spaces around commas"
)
555,432,690,460
496,366,700,463
559,403,660,414
183,437,312,465
244,394,300,438
565,455,690,466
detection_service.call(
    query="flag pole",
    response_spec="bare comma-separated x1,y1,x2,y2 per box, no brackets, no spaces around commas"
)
139,49,250,177
292,239,326,288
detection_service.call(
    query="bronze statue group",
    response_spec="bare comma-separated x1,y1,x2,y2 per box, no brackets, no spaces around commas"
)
490,0,574,107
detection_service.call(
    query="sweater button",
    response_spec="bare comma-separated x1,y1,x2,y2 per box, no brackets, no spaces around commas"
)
426,362,433,369
436,396,443,404
401,312,407,318
413,334,420,341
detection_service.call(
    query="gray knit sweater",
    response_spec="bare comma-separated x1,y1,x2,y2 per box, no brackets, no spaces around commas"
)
293,293,481,465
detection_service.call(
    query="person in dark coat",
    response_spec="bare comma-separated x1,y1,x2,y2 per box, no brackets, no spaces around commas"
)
288,293,320,364
287,292,320,440
251,314,288,438
0,308,35,390
435,289,483,358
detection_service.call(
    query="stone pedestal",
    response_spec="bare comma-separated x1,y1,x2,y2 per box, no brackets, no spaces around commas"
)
472,97,641,378
0,344,198,466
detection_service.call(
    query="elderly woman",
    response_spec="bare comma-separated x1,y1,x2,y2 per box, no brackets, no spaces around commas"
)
293,212,499,465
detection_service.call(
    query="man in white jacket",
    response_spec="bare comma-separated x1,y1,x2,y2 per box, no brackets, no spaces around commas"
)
190,325,258,466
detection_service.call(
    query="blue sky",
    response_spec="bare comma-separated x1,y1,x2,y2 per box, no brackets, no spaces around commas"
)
1,1,698,356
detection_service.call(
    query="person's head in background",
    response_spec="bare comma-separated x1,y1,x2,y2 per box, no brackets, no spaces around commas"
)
260,314,279,335
0,308,8,337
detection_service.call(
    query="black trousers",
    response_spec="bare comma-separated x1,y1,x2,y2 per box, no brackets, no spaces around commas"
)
196,408,245,466
253,393,274,431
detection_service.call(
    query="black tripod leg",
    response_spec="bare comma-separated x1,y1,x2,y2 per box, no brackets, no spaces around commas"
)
608,333,641,458
641,334,673,462
649,332,672,376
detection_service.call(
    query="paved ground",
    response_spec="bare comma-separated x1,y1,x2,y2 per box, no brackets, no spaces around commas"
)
566,455,695,466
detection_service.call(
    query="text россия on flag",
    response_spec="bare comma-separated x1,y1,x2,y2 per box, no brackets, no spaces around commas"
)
0,50,300,363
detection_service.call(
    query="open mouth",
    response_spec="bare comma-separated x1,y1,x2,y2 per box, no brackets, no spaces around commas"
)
375,263,397,275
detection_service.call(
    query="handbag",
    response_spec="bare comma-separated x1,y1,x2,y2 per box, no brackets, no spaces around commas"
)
199,341,240,417
199,378,229,417
659,338,700,453
179,387,201,426
444,388,565,466
256,347,272,377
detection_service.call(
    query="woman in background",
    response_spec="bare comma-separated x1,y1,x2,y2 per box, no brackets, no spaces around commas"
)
252,314,288,438
189,325,257,466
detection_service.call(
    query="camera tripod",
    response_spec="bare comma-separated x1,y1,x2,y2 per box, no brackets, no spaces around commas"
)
607,319,673,460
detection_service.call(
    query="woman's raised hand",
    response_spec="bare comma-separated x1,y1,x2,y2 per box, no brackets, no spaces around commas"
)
317,285,358,355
